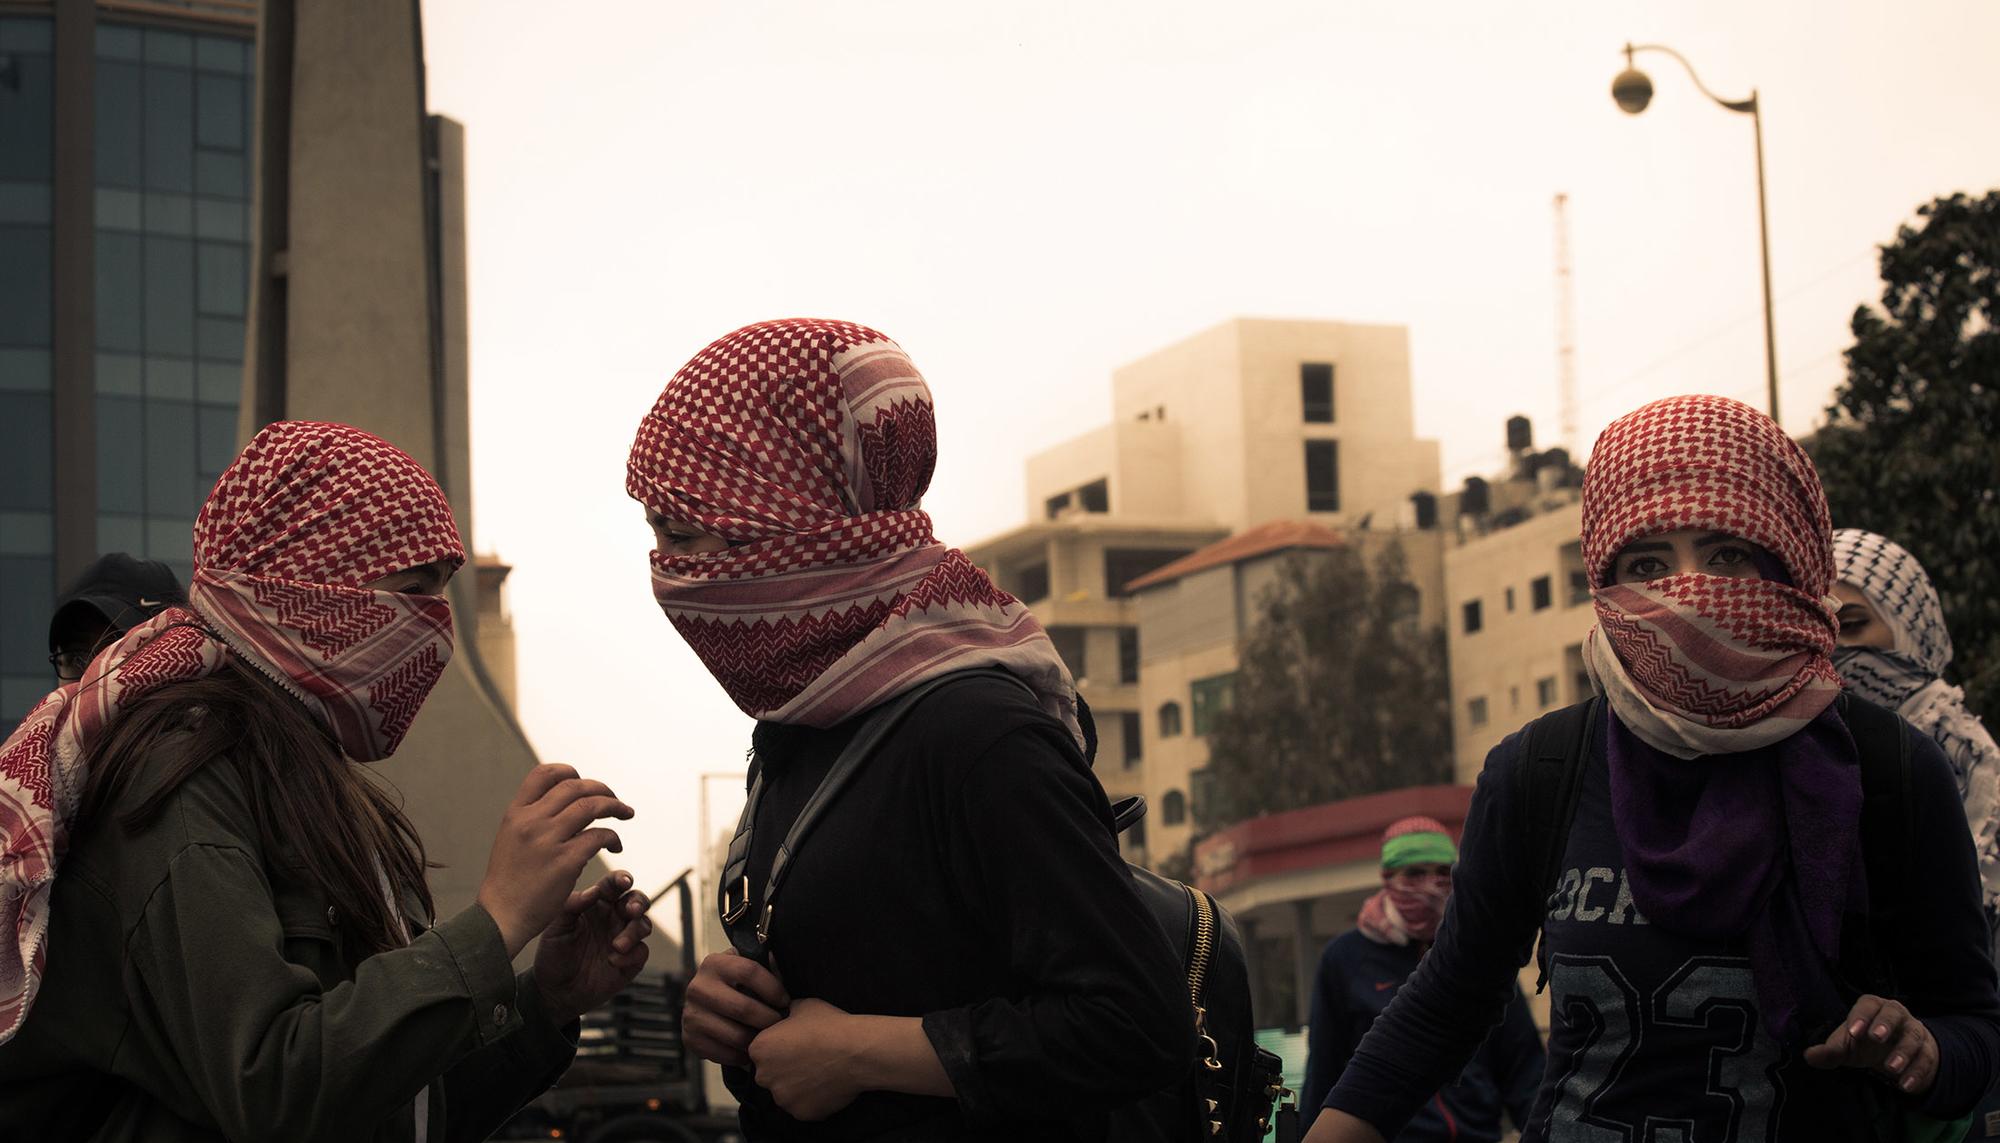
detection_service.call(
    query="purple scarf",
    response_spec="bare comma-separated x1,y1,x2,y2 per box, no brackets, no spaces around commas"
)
1606,702,1866,1043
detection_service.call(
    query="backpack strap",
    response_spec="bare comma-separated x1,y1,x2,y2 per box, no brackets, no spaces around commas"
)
1514,696,1601,993
716,667,1022,960
1843,692,1915,998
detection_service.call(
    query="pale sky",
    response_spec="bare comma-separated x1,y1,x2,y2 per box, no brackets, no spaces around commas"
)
417,0,2000,892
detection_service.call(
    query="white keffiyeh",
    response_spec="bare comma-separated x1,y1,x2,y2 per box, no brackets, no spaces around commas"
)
1832,529,2000,911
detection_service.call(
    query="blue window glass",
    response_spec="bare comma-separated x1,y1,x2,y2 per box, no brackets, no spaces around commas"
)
195,36,246,75
144,192,194,237
95,230,143,352
197,316,244,361
0,393,53,511
143,62,193,192
0,555,55,677
95,60,145,189
0,225,51,348
145,356,193,401
146,357,194,401
0,17,52,51
0,35,52,182
0,183,50,224
143,29,192,67
97,395,146,514
199,404,237,476
0,511,51,557
143,235,194,356
96,24,143,61
194,150,245,200
0,349,51,392
144,399,199,517
197,361,238,405
195,73,243,149
97,513,145,556
145,520,193,563
197,242,245,316
96,187,143,231
95,352,142,396
194,199,245,241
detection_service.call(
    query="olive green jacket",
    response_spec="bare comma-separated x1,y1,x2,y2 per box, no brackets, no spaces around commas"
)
0,751,577,1141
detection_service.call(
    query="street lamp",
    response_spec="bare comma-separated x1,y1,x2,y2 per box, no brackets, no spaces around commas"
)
1612,43,1780,426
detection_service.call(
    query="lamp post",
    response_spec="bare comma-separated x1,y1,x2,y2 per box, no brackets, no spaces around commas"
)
1612,43,1780,425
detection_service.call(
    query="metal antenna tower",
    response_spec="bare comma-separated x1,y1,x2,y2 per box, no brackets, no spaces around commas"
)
1552,192,1579,454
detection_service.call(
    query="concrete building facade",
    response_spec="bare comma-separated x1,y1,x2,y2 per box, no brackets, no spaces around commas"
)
967,316,1450,873
1102,317,1442,533
1444,494,1594,781
963,516,1227,859
242,0,542,918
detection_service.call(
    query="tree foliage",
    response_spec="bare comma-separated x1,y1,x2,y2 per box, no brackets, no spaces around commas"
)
1193,541,1452,838
1810,191,2000,722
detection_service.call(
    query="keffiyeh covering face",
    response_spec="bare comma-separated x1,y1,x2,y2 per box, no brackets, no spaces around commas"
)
0,421,464,1044
1833,529,2000,909
1581,394,1844,759
1830,529,1952,708
627,318,1080,743
1581,394,1863,1043
1357,816,1457,947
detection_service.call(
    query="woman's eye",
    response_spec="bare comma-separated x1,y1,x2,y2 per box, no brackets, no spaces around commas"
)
1625,557,1665,579
1708,546,1751,568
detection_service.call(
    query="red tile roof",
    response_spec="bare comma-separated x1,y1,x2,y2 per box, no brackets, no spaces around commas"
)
1121,519,1344,593
1192,784,1473,899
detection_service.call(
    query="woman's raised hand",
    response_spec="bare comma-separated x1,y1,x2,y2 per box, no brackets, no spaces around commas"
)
478,764,635,958
1803,994,1940,1094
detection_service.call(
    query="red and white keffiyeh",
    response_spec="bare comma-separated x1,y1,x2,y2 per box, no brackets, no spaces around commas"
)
1580,395,1842,758
0,421,463,1044
627,318,1081,743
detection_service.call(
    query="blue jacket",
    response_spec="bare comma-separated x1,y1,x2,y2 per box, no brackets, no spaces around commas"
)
1303,929,1543,1141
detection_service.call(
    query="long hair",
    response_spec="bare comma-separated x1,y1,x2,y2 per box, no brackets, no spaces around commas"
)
77,654,434,955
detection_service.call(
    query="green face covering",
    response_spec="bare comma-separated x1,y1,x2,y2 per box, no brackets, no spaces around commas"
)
1381,831,1458,870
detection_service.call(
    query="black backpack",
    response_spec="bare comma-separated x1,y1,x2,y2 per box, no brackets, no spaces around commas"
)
716,668,1295,1142
1104,794,1295,1143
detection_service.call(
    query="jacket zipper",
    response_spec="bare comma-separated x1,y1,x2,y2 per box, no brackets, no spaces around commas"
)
1187,884,1225,1075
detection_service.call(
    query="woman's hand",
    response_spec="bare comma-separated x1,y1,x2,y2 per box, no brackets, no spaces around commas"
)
683,952,790,1067
533,870,651,1022
478,764,635,958
747,997,871,1121
746,999,953,1119
1803,995,1939,1095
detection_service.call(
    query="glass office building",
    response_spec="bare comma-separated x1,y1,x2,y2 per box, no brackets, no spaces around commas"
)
0,4,254,724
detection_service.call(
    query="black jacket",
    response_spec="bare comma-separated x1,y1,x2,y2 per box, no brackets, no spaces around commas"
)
727,673,1193,1141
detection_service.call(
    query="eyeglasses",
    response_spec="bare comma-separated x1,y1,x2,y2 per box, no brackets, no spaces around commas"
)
48,601,163,684
49,649,95,683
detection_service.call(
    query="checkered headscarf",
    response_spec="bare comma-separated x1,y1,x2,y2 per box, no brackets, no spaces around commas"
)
627,319,1079,741
0,421,463,1045
1832,529,2000,907
1580,395,1842,758
1832,529,1951,690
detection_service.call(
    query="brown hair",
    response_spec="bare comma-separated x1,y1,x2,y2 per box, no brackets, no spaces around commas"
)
79,652,435,955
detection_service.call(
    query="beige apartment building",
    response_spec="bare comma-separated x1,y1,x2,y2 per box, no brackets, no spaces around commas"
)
964,515,1228,849
966,317,1447,868
1028,318,1443,533
1443,471,1593,782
